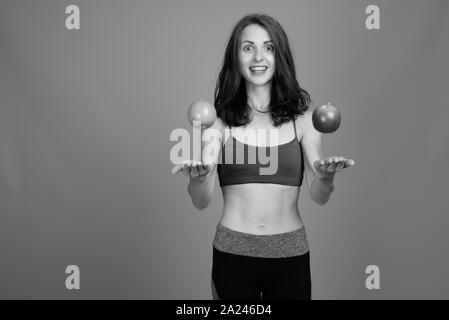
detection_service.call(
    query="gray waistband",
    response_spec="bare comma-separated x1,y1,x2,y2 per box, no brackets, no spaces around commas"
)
213,223,309,258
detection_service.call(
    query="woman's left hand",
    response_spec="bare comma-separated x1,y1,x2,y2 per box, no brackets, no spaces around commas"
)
313,156,355,180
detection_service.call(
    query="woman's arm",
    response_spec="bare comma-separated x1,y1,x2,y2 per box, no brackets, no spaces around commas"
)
297,110,355,205
297,111,335,205
186,118,224,210
309,174,335,206
187,165,217,210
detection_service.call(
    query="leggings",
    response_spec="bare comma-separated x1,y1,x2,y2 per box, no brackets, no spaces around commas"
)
211,223,311,300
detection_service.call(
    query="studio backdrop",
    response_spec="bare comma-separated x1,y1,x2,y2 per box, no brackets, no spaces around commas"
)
1,0,448,299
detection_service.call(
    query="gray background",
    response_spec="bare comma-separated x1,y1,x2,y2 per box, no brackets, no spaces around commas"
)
1,0,448,299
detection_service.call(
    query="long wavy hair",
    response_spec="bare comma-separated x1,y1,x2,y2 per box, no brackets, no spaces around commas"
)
214,14,311,127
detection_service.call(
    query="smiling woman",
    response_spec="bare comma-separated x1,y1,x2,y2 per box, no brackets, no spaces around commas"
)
173,13,355,300
215,14,311,127
239,29,276,92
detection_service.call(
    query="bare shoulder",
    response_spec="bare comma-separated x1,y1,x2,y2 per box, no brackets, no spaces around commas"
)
294,110,314,139
214,117,227,132
203,117,226,131
203,117,227,142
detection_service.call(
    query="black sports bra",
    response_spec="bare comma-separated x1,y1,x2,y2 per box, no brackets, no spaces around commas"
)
217,121,304,186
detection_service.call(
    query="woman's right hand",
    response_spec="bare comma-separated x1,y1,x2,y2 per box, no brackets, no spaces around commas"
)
171,160,215,182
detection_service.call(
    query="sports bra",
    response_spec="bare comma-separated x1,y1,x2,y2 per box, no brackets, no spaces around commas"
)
217,121,304,187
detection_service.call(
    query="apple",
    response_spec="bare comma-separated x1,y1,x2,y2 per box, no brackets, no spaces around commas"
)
312,102,341,133
187,99,217,129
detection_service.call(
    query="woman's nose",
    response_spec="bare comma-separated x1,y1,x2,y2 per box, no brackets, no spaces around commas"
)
254,49,263,61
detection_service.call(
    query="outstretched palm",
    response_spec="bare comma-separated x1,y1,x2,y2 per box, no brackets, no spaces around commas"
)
313,156,355,179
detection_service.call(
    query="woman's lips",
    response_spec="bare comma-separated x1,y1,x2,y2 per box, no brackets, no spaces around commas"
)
249,66,268,74
249,66,268,71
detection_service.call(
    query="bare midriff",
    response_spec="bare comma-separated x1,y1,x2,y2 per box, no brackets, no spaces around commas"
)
219,183,304,235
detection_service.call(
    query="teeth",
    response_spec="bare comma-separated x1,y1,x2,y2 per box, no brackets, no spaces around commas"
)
250,66,267,71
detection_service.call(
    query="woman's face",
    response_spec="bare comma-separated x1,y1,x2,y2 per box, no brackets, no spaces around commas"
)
238,24,275,87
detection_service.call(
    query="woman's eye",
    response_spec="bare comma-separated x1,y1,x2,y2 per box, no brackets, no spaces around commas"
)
242,45,273,52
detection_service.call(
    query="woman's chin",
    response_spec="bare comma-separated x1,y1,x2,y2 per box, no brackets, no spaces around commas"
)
245,78,273,87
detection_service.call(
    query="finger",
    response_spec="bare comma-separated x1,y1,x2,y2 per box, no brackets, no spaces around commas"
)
197,164,207,176
202,161,214,172
313,160,325,171
334,159,345,171
171,163,184,174
325,157,338,171
344,159,355,168
190,164,199,177
327,161,337,172
317,165,329,176
203,161,214,170
181,160,193,176
181,164,192,177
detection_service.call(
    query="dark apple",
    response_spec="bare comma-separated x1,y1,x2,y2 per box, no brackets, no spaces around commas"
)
312,102,341,133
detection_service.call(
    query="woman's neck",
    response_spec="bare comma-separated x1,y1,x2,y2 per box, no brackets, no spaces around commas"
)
246,83,271,113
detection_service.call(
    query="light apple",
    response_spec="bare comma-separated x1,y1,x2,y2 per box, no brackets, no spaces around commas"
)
187,99,217,129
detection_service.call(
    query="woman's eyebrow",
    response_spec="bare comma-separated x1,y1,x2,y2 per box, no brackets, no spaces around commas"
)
241,40,273,44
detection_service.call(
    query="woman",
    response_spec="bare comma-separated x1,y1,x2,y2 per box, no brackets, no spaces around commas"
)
174,14,355,300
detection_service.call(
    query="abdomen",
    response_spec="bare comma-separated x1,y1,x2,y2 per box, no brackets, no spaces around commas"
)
219,184,304,234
